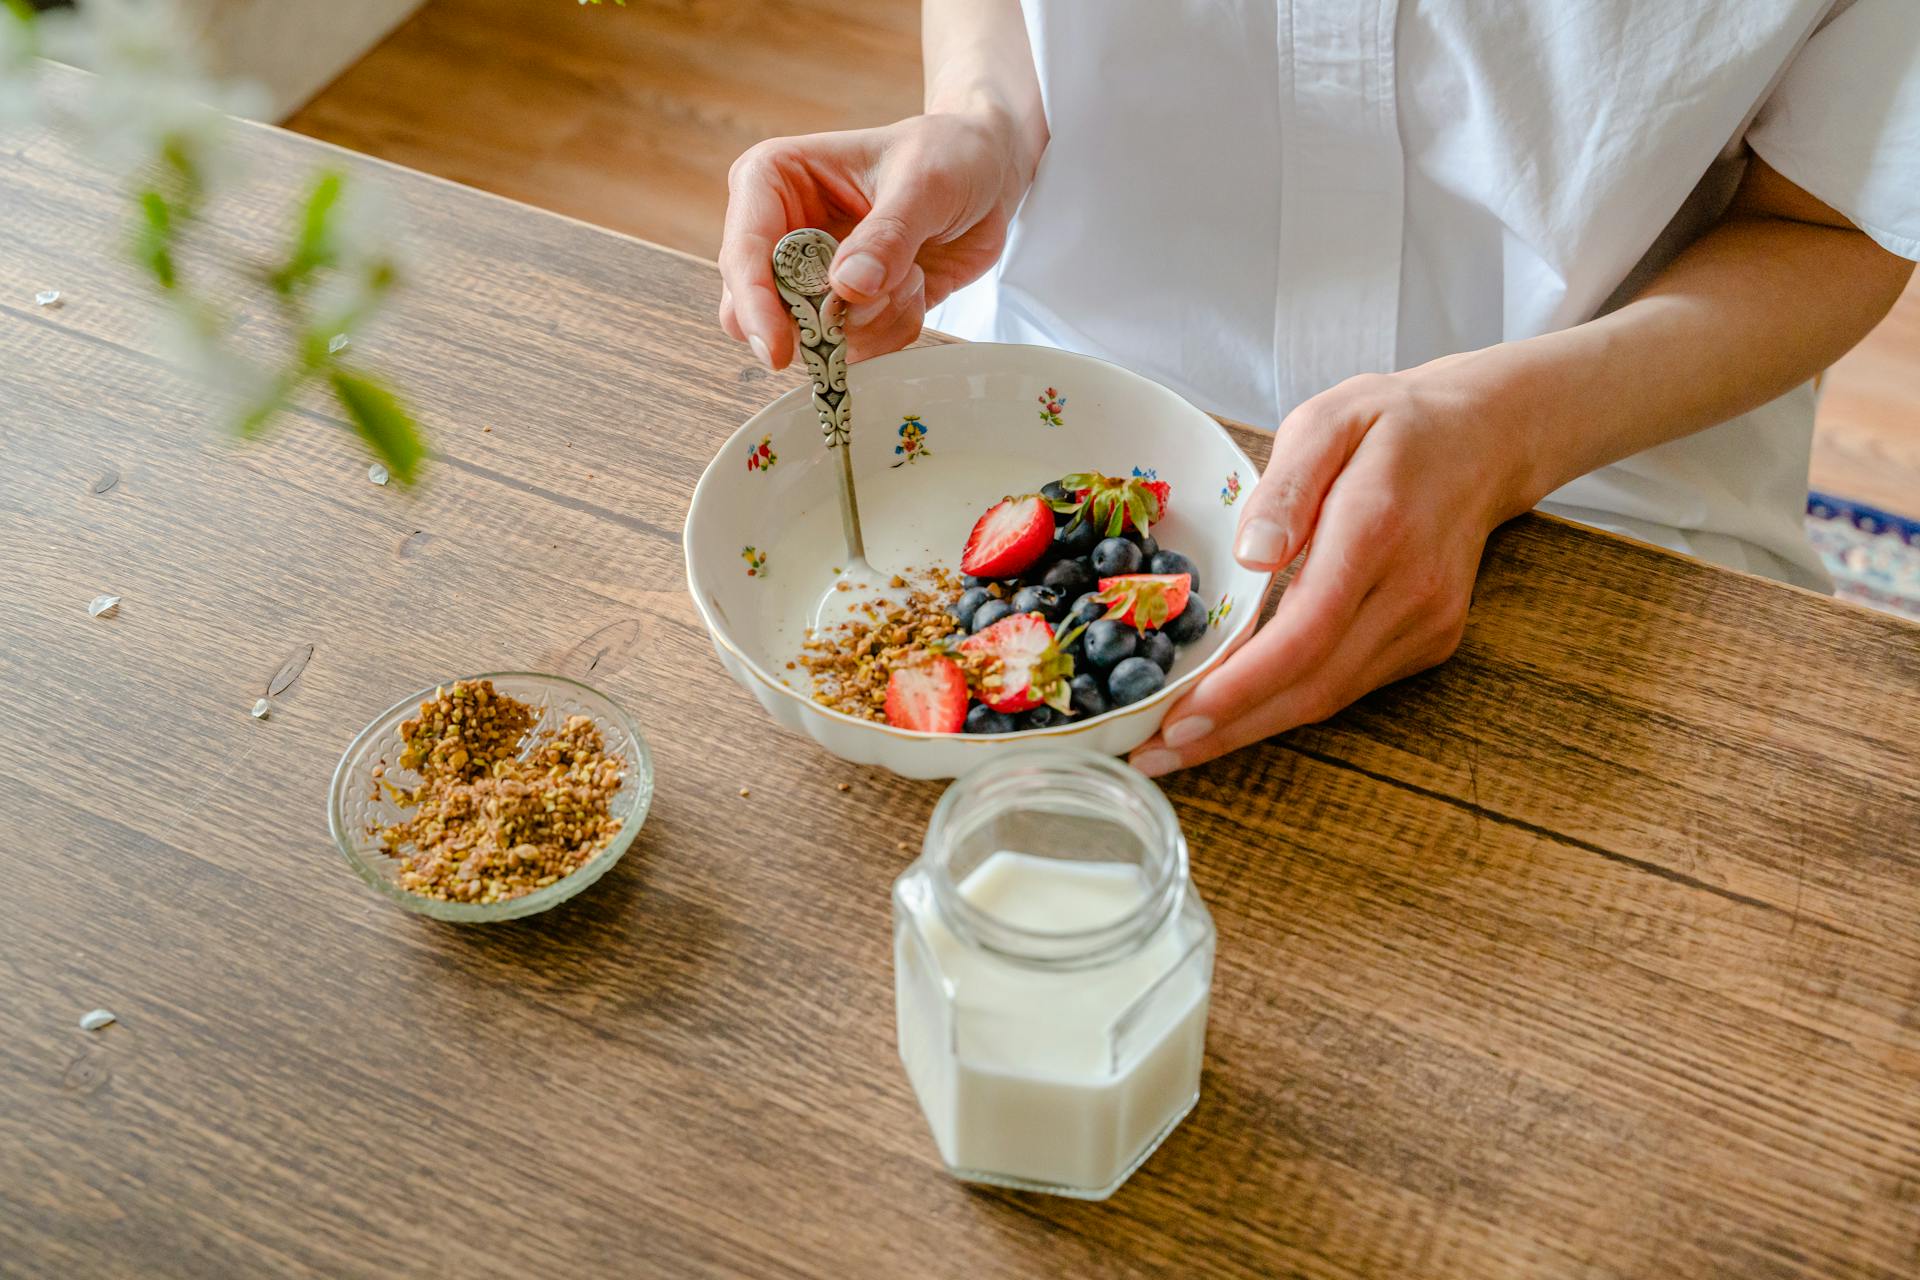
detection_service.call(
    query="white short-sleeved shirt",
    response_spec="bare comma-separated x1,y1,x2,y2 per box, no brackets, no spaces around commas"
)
929,0,1920,588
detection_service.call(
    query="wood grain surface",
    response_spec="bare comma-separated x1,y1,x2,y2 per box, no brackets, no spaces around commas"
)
5,87,1920,1280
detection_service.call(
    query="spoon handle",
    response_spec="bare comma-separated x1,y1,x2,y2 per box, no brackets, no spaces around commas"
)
771,228,865,564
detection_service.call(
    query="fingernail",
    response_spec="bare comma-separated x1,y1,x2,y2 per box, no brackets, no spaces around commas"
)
1161,716,1212,749
748,334,772,370
1132,748,1180,778
849,294,890,327
1236,518,1287,567
834,252,886,295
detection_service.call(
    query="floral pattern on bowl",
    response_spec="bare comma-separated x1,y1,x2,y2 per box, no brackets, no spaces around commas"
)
891,414,931,467
747,434,777,473
1038,386,1066,427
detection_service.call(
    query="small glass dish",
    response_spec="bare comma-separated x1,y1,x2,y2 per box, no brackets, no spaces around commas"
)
327,672,654,923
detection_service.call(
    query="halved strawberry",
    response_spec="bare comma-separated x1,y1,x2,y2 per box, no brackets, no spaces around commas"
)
1096,573,1191,630
1053,471,1171,536
961,495,1055,579
885,656,969,733
958,614,1084,714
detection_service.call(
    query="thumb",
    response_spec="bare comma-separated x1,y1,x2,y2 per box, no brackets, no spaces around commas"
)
1235,395,1370,570
830,172,950,305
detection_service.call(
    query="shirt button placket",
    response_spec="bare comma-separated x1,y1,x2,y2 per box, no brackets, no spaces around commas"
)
1273,0,1406,414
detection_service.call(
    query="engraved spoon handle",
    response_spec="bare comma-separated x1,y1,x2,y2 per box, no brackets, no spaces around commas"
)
771,228,865,565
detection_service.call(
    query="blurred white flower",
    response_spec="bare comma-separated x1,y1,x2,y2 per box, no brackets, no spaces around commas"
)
4,0,419,477
37,0,263,181
153,303,279,420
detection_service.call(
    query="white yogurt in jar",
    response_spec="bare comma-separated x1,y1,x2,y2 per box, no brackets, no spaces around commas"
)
894,850,1213,1197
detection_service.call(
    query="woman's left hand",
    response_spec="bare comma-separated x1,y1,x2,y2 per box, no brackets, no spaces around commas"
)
1129,353,1536,776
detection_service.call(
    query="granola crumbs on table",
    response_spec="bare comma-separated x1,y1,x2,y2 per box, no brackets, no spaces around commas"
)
797,567,966,721
370,679,626,906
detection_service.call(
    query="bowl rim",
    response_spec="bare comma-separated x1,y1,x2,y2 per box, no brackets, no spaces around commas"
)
326,670,656,921
684,341,1274,743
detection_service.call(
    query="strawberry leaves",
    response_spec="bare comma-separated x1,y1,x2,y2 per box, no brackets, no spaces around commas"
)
1027,619,1088,714
1052,471,1168,537
1095,574,1191,631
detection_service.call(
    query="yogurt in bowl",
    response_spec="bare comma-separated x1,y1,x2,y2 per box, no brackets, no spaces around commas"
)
684,341,1272,779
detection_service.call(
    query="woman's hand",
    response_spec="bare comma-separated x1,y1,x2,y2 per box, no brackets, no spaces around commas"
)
1130,355,1537,776
718,109,1035,368
1128,156,1914,778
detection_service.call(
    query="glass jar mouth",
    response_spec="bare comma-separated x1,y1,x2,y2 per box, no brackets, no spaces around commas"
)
924,749,1188,970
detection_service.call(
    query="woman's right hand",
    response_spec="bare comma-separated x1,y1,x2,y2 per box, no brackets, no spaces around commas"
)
718,109,1035,368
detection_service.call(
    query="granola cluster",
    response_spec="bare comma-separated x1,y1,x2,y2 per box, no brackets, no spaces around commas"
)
794,568,971,720
370,679,626,905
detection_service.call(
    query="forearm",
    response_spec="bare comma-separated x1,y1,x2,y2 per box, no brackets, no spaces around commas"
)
1478,160,1914,518
922,0,1047,181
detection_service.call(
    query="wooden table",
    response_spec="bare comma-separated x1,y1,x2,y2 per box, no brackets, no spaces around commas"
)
5,97,1919,1280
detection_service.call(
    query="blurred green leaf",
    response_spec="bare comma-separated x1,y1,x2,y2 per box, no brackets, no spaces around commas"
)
329,368,424,485
271,170,344,295
158,136,204,211
134,189,177,289
234,394,284,440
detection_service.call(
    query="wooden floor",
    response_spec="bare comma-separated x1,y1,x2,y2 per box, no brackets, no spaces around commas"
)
287,0,922,260
1812,282,1920,518
286,0,1920,520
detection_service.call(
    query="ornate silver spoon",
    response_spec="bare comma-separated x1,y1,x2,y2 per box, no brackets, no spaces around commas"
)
771,228,903,624
772,228,868,566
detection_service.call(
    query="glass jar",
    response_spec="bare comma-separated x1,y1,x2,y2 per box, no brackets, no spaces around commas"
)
892,748,1215,1200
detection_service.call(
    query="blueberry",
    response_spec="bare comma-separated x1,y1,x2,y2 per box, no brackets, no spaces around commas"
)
1020,705,1063,730
964,704,1018,734
1069,673,1110,719
1042,557,1097,598
1091,537,1143,577
1083,618,1138,670
1053,517,1099,559
1163,596,1209,645
1010,584,1065,622
1039,479,1073,522
1139,629,1176,673
970,599,1013,633
1149,549,1199,593
962,574,992,590
1124,528,1161,560
1067,592,1107,629
1107,656,1166,706
949,586,993,629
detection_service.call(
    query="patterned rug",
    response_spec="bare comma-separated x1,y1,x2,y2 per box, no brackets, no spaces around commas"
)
1806,492,1920,621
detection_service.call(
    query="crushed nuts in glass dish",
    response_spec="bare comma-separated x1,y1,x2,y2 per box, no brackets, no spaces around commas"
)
328,673,653,922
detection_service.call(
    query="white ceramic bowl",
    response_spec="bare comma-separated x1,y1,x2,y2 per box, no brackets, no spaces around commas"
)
684,342,1271,779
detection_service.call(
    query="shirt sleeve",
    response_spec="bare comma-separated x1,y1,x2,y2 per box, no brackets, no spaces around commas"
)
1745,0,1920,260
